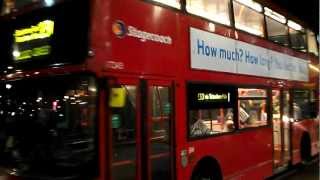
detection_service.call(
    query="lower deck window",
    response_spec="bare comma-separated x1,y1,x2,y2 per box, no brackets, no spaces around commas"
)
189,108,235,137
238,88,268,128
239,99,267,128
187,84,269,139
187,83,236,138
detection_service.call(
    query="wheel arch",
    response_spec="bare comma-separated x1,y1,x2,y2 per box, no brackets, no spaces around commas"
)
300,131,312,163
191,156,223,180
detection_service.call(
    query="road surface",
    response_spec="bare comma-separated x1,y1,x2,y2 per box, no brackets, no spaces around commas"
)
274,160,319,180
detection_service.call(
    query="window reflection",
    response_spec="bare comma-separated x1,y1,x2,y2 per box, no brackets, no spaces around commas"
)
15,0,38,8
272,90,281,168
111,85,137,180
282,91,291,164
186,0,231,26
150,86,172,180
187,84,236,138
272,90,281,119
151,0,181,9
238,88,268,128
289,28,307,52
283,91,290,119
293,90,318,119
0,75,97,178
1,0,14,14
1,0,38,14
151,86,171,141
307,30,319,56
266,17,289,46
189,108,234,137
233,1,264,37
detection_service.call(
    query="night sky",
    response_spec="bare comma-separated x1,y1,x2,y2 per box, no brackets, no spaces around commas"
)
269,0,319,33
0,0,318,33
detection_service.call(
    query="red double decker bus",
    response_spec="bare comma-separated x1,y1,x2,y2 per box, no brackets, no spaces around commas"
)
0,0,318,180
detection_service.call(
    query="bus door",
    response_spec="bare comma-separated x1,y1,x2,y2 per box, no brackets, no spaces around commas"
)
272,90,291,171
108,78,174,180
108,78,140,180
145,80,174,180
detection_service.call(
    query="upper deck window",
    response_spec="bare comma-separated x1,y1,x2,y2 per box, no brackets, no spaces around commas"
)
186,0,231,26
264,7,286,24
265,17,289,46
233,0,264,37
307,30,319,56
151,0,181,9
288,20,307,52
264,8,289,46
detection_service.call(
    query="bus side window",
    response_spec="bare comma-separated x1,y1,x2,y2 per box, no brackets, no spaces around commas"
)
187,84,236,138
293,90,318,120
189,108,235,137
238,88,268,129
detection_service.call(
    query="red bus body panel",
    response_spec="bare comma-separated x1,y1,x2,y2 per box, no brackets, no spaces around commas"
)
291,119,319,165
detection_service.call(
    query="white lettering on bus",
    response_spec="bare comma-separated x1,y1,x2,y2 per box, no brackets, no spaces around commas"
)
127,26,172,45
105,61,124,70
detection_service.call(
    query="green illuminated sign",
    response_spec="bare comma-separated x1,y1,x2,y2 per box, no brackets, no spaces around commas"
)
112,114,122,128
14,45,51,61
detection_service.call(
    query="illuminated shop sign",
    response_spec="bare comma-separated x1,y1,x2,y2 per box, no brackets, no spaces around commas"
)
13,20,54,61
188,83,235,109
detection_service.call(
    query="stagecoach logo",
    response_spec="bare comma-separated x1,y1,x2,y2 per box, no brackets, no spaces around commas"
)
112,21,127,38
112,20,172,45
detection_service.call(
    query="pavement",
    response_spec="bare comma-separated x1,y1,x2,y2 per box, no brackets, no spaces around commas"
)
0,160,318,180
273,159,319,180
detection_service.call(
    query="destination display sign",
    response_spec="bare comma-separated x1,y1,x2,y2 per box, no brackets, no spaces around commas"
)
13,20,54,61
0,0,89,68
197,92,230,103
188,83,236,110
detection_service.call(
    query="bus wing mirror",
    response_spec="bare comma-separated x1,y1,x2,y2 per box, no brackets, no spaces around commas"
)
109,87,126,108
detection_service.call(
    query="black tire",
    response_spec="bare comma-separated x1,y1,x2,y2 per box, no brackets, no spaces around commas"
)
191,158,222,180
300,133,312,164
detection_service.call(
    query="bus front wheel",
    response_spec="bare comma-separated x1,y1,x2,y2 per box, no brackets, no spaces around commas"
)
300,132,312,164
191,157,222,180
